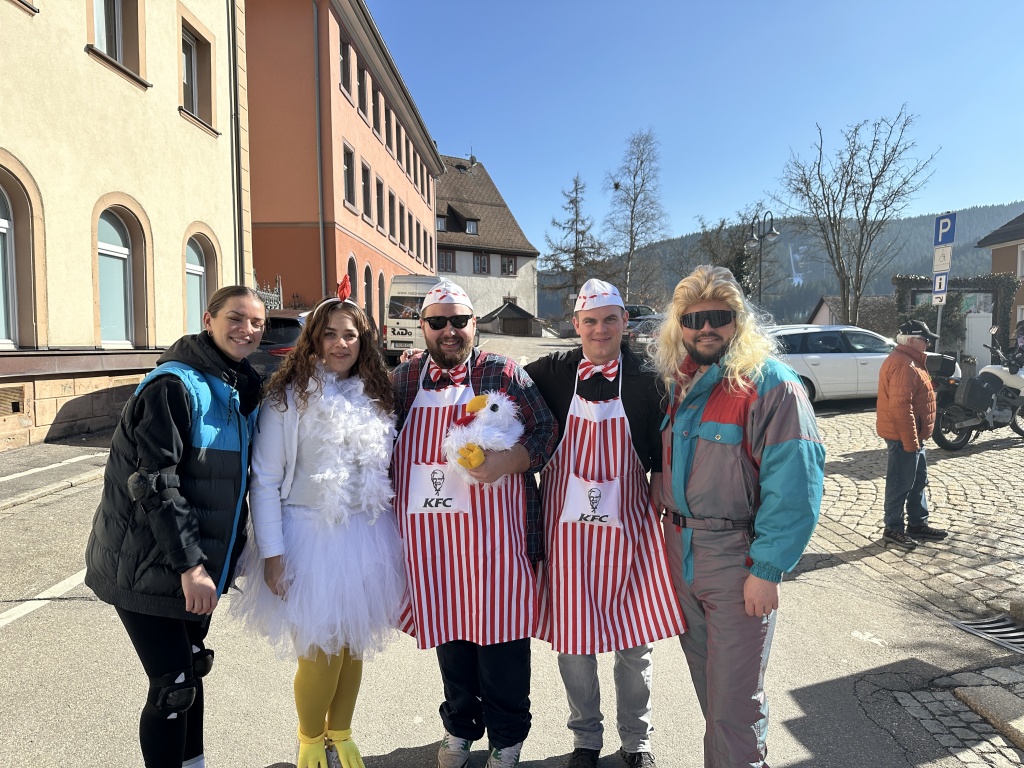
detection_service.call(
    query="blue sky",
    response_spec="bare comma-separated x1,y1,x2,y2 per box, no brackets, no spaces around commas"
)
364,0,1024,255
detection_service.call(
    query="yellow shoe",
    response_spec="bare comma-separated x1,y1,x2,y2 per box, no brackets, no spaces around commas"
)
326,728,365,768
297,726,328,768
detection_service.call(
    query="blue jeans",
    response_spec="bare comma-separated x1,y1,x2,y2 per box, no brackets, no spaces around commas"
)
883,439,929,532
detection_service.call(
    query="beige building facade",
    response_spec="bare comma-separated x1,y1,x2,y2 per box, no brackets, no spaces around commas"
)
246,0,443,332
0,0,252,450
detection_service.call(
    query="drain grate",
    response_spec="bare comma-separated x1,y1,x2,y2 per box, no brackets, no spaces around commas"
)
952,615,1024,654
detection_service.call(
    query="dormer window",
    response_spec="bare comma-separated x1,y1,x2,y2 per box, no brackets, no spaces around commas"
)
466,220,478,235
436,215,447,232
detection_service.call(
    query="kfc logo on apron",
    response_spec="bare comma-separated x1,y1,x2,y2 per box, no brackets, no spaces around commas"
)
577,487,609,523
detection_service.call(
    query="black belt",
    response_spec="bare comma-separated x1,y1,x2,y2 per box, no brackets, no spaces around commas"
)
666,512,751,531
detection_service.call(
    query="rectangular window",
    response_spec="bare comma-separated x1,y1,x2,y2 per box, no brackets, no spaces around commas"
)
0,213,12,345
399,202,406,246
361,163,372,218
388,191,396,238
376,178,385,227
181,29,197,116
396,124,403,167
343,146,355,206
408,212,414,252
1018,244,1024,278
438,251,455,273
339,40,351,93
94,0,122,61
357,67,367,115
385,105,393,150
178,13,215,127
372,88,381,133
436,215,446,232
427,176,431,206
466,220,478,235
405,138,412,176
415,221,421,261
428,235,433,269
473,253,490,274
501,255,517,275
99,251,131,343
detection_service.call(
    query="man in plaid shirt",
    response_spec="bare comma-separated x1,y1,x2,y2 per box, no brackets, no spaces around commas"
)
390,279,556,768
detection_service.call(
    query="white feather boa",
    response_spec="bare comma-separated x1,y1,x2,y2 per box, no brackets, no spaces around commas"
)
303,373,397,526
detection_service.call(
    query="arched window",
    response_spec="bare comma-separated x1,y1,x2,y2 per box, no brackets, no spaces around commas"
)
347,256,358,303
377,272,385,336
185,237,206,334
363,264,373,321
0,187,14,347
98,209,133,344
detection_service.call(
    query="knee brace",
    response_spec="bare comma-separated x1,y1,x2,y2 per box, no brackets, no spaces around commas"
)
192,644,214,678
147,668,197,715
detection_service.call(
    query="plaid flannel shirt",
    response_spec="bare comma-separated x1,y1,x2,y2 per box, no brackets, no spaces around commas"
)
393,349,558,561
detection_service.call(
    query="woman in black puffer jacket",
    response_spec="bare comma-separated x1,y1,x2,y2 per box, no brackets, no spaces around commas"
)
85,285,265,768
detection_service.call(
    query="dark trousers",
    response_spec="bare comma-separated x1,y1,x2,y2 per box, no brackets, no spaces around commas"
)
116,608,209,768
436,638,531,749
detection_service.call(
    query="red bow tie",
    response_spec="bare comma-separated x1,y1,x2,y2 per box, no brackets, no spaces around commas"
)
428,360,468,387
578,358,619,381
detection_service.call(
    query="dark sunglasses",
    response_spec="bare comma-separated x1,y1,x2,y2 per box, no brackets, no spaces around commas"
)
423,314,473,331
679,309,735,330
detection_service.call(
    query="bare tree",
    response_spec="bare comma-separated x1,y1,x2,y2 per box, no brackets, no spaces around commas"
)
690,204,786,300
776,105,936,324
603,128,669,301
543,174,605,313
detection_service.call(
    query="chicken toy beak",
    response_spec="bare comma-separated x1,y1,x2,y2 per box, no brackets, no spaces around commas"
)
465,394,489,413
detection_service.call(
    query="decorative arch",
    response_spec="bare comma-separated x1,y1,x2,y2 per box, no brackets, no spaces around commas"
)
91,192,155,347
0,149,46,348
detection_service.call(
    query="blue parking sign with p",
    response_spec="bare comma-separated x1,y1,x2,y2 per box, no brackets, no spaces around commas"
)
934,213,956,246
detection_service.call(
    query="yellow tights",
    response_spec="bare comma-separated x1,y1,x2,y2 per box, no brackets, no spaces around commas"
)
294,647,363,736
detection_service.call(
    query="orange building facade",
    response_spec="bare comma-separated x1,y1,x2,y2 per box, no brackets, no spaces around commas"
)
246,0,442,331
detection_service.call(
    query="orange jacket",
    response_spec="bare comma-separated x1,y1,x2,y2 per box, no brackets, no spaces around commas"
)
876,344,936,452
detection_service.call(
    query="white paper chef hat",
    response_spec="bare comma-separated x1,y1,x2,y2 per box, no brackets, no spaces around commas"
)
574,279,624,312
422,279,475,312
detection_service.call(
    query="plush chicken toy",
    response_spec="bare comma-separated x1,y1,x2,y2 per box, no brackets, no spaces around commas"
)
442,390,525,486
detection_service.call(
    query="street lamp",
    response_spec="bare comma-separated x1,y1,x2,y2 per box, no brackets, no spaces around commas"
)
744,211,780,305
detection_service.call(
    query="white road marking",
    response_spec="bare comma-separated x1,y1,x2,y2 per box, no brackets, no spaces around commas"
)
0,453,107,483
0,568,87,629
851,629,886,646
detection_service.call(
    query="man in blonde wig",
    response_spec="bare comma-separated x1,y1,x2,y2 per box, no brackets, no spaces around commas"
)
652,265,825,768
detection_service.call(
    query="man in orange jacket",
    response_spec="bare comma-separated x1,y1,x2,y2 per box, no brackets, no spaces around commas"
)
876,319,948,550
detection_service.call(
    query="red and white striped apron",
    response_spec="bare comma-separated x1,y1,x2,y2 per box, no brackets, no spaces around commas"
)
536,359,686,654
394,363,537,649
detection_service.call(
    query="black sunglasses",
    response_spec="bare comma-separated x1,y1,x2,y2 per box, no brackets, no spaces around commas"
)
680,309,735,330
423,314,473,331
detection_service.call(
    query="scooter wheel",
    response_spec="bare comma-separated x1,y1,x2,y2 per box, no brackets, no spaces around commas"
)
1011,407,1024,438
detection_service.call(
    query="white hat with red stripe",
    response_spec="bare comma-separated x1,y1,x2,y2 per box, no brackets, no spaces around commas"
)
422,279,474,312
574,279,624,312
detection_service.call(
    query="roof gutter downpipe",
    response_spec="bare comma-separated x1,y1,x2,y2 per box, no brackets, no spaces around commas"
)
313,1,327,298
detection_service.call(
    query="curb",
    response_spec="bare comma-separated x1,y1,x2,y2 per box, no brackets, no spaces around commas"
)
955,686,1024,751
0,468,106,512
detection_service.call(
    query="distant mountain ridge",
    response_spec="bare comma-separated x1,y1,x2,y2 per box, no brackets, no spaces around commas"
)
538,201,1024,322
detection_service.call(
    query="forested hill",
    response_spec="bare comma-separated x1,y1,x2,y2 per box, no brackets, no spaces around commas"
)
537,201,1024,322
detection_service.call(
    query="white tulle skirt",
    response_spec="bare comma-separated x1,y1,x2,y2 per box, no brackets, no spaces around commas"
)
231,505,406,660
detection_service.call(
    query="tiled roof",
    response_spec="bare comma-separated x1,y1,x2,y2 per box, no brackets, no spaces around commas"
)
977,211,1024,248
478,302,536,323
436,154,539,257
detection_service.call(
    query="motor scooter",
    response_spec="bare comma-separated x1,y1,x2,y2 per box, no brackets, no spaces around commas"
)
932,326,1024,450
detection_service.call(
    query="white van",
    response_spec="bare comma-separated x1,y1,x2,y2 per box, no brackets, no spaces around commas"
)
383,275,441,365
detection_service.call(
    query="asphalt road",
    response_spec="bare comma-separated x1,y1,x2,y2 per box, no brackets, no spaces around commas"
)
2,333,1023,767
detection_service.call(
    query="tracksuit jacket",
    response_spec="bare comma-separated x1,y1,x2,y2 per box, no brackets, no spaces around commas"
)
662,356,826,585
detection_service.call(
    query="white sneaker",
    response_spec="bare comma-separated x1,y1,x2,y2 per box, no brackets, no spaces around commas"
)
484,741,523,768
437,731,473,768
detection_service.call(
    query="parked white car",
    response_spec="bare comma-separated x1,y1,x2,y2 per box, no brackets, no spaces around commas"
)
768,324,895,402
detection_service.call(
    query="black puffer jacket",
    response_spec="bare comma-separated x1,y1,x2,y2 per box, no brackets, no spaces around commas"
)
85,332,261,620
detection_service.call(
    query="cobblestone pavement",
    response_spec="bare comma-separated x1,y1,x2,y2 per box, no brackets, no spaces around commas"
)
803,405,1024,766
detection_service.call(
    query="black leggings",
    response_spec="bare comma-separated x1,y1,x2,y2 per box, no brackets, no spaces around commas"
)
116,608,210,768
